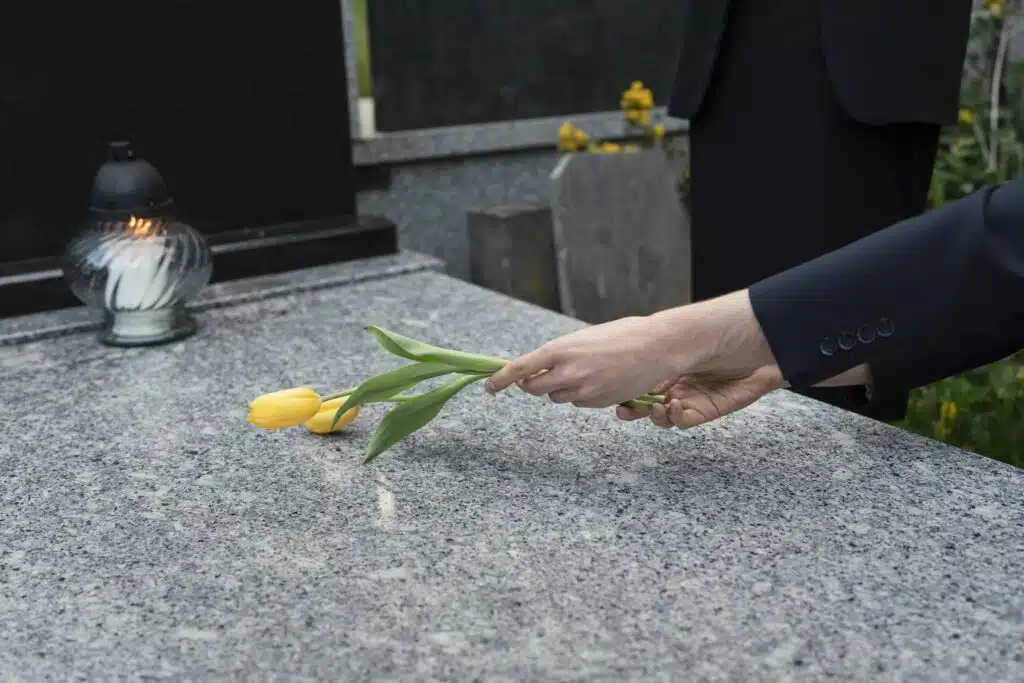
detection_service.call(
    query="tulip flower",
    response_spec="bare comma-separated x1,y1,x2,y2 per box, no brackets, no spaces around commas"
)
304,398,360,435
247,387,322,429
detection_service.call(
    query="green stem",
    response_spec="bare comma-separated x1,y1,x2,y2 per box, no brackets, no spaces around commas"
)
324,375,664,408
323,388,357,402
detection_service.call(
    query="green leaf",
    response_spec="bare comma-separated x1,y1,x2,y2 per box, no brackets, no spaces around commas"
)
366,326,508,373
363,373,487,463
331,362,458,427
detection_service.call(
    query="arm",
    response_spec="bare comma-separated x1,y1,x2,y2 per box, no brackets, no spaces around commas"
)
745,176,1024,392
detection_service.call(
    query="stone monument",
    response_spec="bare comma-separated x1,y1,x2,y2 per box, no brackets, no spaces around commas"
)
549,149,692,324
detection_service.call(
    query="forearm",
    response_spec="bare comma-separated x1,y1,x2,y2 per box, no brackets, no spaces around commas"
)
653,288,874,389
652,289,779,376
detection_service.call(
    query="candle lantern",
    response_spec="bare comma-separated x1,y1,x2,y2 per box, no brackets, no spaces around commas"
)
64,141,213,346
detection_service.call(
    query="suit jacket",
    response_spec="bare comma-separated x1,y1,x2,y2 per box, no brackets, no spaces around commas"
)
669,0,973,125
748,176,1024,396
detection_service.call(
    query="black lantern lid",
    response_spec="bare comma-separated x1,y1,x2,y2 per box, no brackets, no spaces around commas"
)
88,141,174,219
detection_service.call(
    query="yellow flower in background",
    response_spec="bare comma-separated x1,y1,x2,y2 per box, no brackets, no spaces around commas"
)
939,401,958,422
626,109,651,125
304,397,360,435
248,387,323,429
985,0,1004,15
958,108,975,125
598,142,621,153
558,121,592,151
621,81,655,112
651,124,665,138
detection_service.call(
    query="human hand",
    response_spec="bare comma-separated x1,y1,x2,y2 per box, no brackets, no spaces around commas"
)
484,315,684,408
485,290,779,410
614,366,785,429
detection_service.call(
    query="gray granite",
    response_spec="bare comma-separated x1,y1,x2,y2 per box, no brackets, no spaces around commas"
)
358,149,558,281
551,149,692,323
0,267,1021,682
0,251,442,346
358,136,690,283
352,108,688,166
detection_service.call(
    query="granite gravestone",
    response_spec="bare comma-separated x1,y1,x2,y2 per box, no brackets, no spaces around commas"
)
366,0,683,131
0,0,394,317
467,204,561,311
550,150,691,323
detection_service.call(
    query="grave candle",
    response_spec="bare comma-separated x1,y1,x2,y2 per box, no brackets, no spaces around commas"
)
64,141,213,346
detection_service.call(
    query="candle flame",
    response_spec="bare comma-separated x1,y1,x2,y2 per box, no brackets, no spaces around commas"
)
127,215,155,237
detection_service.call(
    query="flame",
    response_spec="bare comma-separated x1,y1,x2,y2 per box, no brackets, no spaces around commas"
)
127,215,155,237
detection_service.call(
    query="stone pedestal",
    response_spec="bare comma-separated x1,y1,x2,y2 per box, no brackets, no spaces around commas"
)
1,256,1021,681
467,203,560,311
550,149,691,323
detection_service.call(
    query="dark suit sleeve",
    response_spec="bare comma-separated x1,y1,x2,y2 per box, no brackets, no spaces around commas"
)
748,176,1024,393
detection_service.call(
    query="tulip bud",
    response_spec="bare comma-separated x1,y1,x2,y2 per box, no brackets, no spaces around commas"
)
247,387,322,429
305,398,360,435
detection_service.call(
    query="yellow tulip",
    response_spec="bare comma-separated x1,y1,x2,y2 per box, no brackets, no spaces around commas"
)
652,124,665,138
958,108,974,125
304,397,360,435
247,387,322,429
598,142,621,153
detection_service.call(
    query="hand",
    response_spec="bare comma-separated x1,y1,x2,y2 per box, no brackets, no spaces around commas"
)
485,290,779,411
484,315,683,408
615,367,785,429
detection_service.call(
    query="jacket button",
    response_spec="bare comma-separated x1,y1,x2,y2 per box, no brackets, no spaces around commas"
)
857,325,876,344
877,317,894,338
820,337,837,356
838,332,856,351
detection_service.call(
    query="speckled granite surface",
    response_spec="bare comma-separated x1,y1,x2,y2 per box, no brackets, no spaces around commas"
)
1,267,1021,682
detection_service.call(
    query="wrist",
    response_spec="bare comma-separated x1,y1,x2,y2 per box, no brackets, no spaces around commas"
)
649,289,777,376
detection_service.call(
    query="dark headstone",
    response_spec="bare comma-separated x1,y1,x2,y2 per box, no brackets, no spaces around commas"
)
367,0,683,131
0,0,395,317
467,204,560,311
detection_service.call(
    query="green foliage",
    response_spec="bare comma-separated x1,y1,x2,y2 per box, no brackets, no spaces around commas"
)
928,3,1024,209
352,0,373,98
896,353,1024,468
901,1,1023,466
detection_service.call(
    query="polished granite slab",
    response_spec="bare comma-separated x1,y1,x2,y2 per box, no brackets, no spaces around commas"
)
0,260,1021,682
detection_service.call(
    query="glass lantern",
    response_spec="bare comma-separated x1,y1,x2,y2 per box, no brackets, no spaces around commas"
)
64,141,213,346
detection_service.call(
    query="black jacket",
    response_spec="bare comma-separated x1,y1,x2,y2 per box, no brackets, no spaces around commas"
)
749,176,1024,395
669,0,973,125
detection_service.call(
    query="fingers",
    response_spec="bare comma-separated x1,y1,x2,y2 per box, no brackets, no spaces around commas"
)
648,399,710,430
485,347,556,394
519,367,569,397
615,405,649,421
